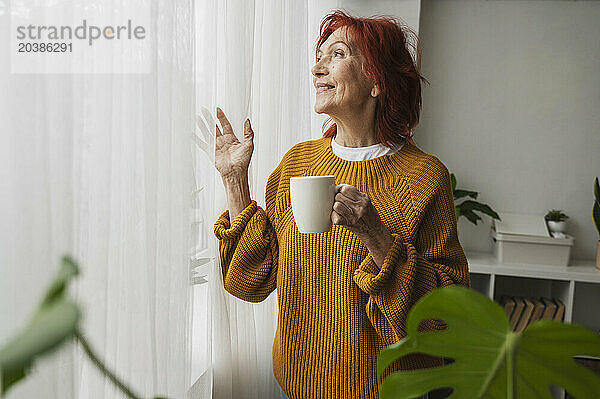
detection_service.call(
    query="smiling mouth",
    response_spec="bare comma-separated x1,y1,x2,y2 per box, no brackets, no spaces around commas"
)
316,86,335,94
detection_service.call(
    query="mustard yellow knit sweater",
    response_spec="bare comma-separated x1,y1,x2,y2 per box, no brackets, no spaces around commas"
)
214,136,471,399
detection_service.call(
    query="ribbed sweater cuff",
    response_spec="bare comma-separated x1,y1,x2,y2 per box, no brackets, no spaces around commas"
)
213,200,258,240
353,233,407,295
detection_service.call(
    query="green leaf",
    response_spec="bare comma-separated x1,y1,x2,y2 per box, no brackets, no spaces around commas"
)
458,200,500,220
594,177,600,204
453,189,478,200
450,173,456,192
377,285,600,399
458,208,483,225
38,255,79,311
0,300,80,394
0,256,81,395
593,201,600,237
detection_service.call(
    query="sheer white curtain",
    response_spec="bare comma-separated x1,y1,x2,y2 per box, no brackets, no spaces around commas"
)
192,1,323,397
0,1,194,398
192,1,420,399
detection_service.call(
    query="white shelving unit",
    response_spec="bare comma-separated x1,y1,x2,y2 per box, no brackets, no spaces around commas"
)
467,251,600,399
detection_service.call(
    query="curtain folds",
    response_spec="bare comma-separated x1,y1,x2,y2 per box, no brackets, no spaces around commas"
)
0,1,194,398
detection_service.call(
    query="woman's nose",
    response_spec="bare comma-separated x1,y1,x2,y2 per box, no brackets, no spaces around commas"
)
311,58,328,77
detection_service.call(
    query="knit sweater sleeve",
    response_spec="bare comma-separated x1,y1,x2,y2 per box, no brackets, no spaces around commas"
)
352,162,471,346
213,161,283,303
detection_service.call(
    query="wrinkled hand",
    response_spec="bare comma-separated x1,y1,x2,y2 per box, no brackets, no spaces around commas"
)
213,107,254,179
332,184,396,268
331,184,390,242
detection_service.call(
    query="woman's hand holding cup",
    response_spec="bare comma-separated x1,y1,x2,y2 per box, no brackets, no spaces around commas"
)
332,184,394,249
331,185,377,234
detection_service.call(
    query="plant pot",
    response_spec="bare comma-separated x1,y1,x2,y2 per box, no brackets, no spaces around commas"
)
597,241,600,270
547,220,566,233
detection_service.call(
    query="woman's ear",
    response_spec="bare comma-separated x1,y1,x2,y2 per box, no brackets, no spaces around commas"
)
371,84,380,98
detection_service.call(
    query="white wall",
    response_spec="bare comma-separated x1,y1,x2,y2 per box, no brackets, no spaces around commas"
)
417,0,600,260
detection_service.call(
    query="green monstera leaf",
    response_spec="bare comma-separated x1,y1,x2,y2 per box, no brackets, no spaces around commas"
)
0,256,81,395
377,285,600,399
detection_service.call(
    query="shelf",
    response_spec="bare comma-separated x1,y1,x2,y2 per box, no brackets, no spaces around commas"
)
466,251,600,283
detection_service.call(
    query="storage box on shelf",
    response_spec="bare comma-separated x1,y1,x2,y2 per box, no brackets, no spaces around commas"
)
492,227,574,267
467,250,600,399
491,212,574,267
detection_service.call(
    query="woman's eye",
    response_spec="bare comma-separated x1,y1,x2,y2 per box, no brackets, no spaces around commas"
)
316,51,343,62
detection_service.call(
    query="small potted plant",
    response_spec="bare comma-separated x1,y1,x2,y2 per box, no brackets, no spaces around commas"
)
593,177,600,269
545,209,569,236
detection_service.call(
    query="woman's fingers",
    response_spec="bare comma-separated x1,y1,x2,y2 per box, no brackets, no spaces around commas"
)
216,107,236,138
335,191,359,206
244,119,254,141
333,199,353,215
332,187,373,229
333,195,356,227
338,184,364,202
331,209,347,225
215,108,223,138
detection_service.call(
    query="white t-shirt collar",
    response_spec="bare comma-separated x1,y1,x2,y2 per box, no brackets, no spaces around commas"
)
331,135,404,161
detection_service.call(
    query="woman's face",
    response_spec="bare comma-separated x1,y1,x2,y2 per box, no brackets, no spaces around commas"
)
311,26,377,116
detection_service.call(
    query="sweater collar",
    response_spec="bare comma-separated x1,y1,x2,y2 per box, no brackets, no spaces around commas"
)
306,136,418,191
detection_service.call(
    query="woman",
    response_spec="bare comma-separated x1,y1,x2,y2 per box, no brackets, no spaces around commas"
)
213,10,470,399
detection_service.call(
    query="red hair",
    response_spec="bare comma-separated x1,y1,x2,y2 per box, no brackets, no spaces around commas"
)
315,9,429,147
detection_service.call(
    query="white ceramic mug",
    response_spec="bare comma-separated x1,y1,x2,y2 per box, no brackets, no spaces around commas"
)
290,175,343,233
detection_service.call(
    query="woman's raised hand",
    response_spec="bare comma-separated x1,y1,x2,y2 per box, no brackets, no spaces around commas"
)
214,107,254,179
